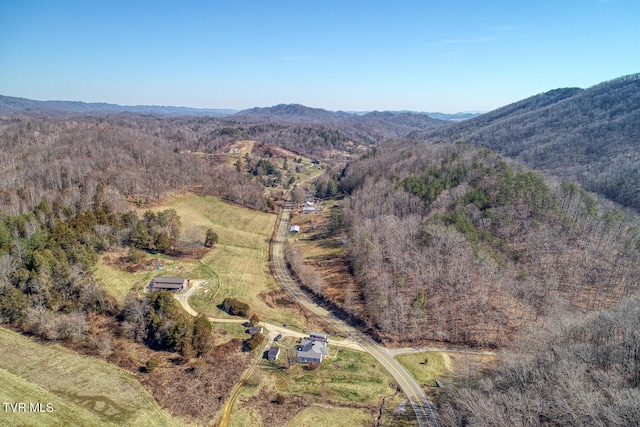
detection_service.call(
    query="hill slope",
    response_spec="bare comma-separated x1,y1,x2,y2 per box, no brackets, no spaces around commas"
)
414,74,640,209
0,327,181,426
234,104,448,149
340,140,640,346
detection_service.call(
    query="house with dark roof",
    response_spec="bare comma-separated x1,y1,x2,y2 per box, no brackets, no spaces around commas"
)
150,277,188,291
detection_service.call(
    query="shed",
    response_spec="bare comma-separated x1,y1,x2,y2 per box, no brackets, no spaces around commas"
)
248,326,264,334
290,225,300,233
150,277,188,291
267,346,281,361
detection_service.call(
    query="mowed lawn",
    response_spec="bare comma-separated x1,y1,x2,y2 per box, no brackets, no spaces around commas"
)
0,327,186,427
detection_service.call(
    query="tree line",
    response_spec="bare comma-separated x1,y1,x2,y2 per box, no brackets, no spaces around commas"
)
438,291,640,426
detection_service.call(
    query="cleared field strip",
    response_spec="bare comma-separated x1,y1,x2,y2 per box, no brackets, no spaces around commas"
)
0,327,184,427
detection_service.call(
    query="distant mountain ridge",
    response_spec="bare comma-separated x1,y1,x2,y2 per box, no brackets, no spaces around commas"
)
0,95,478,122
0,95,238,117
235,104,449,135
236,104,480,122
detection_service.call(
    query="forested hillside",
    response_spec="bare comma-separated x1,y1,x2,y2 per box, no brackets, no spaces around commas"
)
414,74,640,211
439,291,640,426
340,141,640,347
0,107,448,215
0,113,278,214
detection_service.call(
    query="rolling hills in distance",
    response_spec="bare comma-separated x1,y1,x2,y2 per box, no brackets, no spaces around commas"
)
5,73,639,212
0,94,478,121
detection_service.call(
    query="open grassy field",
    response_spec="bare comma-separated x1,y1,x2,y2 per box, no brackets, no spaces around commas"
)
395,350,496,390
0,327,187,427
229,347,415,426
288,405,372,426
97,194,277,310
395,352,452,387
279,349,394,403
209,320,249,343
130,194,306,325
95,250,217,305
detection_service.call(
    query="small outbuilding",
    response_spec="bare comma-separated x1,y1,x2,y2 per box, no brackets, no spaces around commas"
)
290,225,300,233
150,277,188,292
248,326,264,334
267,346,281,361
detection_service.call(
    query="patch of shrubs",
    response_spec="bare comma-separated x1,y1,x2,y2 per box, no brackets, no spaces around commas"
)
246,332,266,351
221,297,250,316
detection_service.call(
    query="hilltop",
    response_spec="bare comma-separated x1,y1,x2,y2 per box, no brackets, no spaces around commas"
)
413,74,640,210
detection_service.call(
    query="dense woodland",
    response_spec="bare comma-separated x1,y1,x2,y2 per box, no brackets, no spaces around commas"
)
438,292,640,426
0,113,275,214
340,141,640,347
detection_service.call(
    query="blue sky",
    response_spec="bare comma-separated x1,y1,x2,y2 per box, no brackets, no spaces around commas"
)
1,1,638,112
